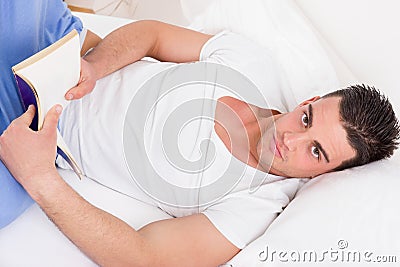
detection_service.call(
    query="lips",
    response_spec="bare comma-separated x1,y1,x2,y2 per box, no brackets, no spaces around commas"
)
270,135,283,159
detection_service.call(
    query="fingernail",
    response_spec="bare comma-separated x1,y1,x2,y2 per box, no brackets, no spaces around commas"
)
55,105,63,114
66,93,74,100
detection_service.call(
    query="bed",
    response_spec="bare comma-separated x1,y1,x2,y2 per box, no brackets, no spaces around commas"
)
1,1,399,266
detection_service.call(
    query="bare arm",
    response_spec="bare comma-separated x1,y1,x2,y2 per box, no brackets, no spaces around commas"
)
84,20,213,79
66,20,213,100
36,181,239,266
0,106,239,266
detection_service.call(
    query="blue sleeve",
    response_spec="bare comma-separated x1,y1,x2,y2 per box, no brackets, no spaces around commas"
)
43,0,84,46
0,164,34,229
0,0,84,229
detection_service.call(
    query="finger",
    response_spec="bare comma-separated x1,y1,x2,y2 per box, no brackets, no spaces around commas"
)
65,79,94,100
15,105,36,126
65,59,96,100
42,105,63,134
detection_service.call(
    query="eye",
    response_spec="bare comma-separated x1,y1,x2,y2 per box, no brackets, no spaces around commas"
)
311,145,320,159
301,113,309,127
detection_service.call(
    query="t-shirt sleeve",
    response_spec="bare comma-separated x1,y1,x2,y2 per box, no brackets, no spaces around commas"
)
202,178,306,249
44,1,84,45
199,31,288,113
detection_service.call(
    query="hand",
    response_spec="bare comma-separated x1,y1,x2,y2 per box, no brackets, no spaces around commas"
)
0,105,61,192
65,58,97,100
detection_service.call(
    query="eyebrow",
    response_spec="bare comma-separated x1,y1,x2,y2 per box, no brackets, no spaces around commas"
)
308,104,313,128
314,141,330,163
308,104,330,163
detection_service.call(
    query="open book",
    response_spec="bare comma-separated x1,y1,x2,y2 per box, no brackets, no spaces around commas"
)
12,30,83,180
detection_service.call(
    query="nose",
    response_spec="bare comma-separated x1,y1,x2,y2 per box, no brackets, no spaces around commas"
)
282,132,307,151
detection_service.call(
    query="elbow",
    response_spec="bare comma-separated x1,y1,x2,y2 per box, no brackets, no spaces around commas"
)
136,20,163,59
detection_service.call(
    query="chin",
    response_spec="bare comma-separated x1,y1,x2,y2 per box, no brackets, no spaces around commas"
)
268,165,290,177
257,149,275,173
268,163,311,178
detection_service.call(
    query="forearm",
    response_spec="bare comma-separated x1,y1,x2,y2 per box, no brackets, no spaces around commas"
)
0,106,154,266
83,20,159,80
83,20,212,81
31,172,152,267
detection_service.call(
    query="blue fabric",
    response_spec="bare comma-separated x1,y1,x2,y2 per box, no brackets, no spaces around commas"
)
0,0,83,229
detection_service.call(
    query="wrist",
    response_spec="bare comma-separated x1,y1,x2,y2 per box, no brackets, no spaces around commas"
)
83,52,103,81
24,168,64,204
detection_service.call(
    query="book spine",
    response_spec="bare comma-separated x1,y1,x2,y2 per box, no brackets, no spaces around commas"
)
14,74,39,131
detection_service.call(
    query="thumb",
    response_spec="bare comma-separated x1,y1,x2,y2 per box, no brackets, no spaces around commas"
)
65,58,96,100
65,78,95,100
42,105,63,134
16,105,36,126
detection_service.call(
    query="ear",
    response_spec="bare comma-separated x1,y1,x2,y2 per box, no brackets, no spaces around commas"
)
298,96,321,107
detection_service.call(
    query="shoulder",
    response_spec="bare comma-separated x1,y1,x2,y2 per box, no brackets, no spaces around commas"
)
200,31,270,61
43,0,84,38
216,96,279,125
201,32,281,106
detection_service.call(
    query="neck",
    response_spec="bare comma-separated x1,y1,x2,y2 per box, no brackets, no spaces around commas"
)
246,117,272,171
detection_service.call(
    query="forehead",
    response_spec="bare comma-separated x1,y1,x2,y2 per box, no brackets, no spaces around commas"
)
313,96,341,120
311,97,355,164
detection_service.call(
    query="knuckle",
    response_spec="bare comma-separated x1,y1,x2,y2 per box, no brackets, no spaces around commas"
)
0,135,7,152
7,122,17,132
75,91,83,98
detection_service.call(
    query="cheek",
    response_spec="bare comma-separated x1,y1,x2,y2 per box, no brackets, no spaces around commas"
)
288,153,311,168
287,151,322,173
290,155,333,177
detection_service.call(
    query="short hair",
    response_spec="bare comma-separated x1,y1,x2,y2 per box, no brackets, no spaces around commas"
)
323,84,400,171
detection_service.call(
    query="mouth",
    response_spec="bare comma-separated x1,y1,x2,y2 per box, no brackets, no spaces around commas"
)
270,135,283,159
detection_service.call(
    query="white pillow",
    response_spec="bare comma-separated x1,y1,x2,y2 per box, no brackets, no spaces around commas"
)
184,0,339,111
228,158,400,266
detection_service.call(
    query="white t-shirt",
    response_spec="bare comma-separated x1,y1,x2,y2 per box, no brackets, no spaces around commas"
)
57,32,307,249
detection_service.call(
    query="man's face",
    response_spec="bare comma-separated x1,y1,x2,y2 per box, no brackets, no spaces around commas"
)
256,96,356,178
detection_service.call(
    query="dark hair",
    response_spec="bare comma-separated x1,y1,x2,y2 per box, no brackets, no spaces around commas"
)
323,84,400,171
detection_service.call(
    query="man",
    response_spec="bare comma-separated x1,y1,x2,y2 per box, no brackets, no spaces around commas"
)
0,0,101,228
0,20,399,266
